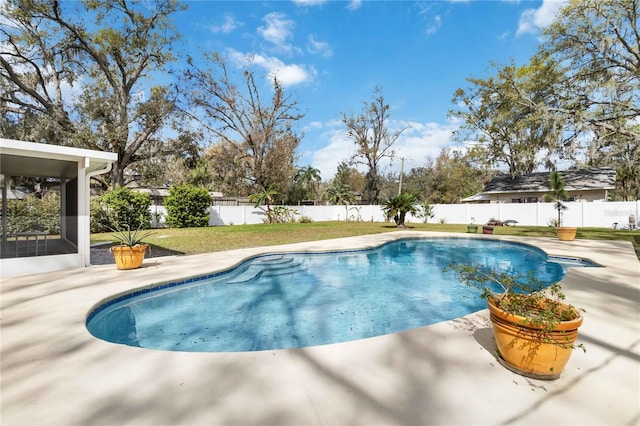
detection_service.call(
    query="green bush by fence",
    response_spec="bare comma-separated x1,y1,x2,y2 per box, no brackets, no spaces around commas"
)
90,186,151,233
164,185,212,228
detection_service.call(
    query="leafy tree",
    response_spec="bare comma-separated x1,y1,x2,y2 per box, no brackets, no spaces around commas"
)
187,162,214,188
185,52,303,196
523,0,639,193
333,161,366,194
537,0,640,146
450,57,564,174
134,130,210,188
164,185,212,228
584,124,640,201
449,0,640,192
294,165,321,201
382,193,420,227
405,149,490,204
342,87,407,204
404,164,434,199
0,0,184,187
323,182,356,222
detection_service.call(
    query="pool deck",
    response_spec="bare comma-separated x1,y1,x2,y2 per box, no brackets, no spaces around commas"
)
2,231,639,426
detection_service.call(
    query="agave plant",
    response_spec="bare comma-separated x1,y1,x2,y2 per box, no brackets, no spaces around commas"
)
110,223,154,247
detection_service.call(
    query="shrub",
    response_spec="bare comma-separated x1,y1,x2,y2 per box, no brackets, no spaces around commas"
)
6,192,60,234
164,185,212,228
90,197,110,233
91,187,151,233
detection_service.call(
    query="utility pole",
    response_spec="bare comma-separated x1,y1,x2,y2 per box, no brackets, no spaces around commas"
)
398,156,405,195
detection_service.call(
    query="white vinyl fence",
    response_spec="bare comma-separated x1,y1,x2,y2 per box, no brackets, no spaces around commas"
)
150,201,640,229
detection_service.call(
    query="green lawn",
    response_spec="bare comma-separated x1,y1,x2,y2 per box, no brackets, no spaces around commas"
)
91,221,640,260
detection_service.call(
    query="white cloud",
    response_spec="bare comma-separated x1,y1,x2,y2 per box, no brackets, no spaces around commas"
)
389,120,459,169
210,13,241,34
292,0,327,6
516,0,567,36
311,128,357,179
303,121,324,131
227,49,316,87
258,12,295,52
307,35,333,58
346,0,362,11
311,119,459,180
426,15,442,35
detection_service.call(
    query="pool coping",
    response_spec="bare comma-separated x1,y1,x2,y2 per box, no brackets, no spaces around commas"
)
2,231,639,425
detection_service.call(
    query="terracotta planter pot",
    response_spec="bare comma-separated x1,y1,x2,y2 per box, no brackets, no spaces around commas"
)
467,225,478,233
487,296,583,380
482,225,494,234
556,227,577,241
110,244,149,270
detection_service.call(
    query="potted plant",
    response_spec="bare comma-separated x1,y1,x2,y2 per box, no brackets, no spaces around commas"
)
109,224,154,270
482,224,494,234
445,263,584,380
549,171,577,241
467,217,478,233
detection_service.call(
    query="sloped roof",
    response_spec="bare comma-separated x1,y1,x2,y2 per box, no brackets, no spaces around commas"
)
482,167,616,194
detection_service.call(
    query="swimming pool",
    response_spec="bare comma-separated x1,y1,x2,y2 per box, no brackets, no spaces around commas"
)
87,237,583,352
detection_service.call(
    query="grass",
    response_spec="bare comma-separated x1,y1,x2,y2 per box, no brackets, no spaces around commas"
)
91,221,640,260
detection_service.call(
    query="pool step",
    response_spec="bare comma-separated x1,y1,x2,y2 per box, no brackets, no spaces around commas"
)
262,261,306,277
227,256,306,284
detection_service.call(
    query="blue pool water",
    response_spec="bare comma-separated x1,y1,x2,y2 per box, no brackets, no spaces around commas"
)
87,238,584,353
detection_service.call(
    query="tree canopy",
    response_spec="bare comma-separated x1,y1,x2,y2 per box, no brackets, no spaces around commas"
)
185,52,304,197
342,87,407,204
0,0,185,187
448,0,639,199
450,57,564,174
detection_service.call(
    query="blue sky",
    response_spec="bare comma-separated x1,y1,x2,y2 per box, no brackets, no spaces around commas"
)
174,0,565,180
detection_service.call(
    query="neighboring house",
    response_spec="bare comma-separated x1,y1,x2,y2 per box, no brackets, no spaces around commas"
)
462,167,617,203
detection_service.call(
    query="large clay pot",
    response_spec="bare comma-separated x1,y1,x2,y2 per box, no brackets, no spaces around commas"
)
556,227,577,241
110,244,149,270
487,296,583,380
482,225,494,235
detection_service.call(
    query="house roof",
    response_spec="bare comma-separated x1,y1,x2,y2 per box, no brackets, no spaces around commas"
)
460,193,491,202
482,167,617,194
0,138,117,178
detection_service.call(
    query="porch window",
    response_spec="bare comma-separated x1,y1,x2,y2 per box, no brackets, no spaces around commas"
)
1,173,78,259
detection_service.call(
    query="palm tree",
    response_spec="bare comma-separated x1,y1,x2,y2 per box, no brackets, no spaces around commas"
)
549,171,568,226
294,165,321,201
382,193,420,227
249,184,280,223
323,183,356,222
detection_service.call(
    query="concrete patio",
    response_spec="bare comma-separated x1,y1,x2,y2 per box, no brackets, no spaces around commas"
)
1,231,639,425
